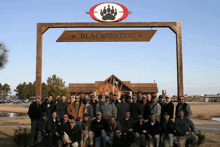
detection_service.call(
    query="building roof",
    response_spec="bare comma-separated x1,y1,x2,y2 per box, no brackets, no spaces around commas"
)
69,74,158,93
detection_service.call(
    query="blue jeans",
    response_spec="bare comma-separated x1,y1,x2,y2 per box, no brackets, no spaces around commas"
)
49,133,58,146
95,132,107,147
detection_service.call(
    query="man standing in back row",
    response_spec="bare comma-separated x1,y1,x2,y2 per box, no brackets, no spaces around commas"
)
175,96,192,118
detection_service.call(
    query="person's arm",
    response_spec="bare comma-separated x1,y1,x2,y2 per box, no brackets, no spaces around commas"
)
186,104,192,117
187,117,195,132
28,104,35,120
112,104,117,119
155,104,161,119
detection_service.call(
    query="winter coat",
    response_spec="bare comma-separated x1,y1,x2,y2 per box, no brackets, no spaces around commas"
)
56,101,68,119
146,120,161,137
143,103,151,120
66,126,80,143
166,101,174,119
120,117,134,133
130,102,144,121
37,117,47,132
159,101,167,122
117,102,130,121
41,100,56,117
101,101,117,121
133,121,147,135
47,118,59,134
28,102,42,121
91,119,110,137
149,102,161,122
59,121,70,136
84,100,101,118
161,119,174,136
66,102,85,121
175,117,195,136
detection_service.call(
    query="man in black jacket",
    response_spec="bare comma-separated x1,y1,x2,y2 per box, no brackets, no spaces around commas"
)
28,96,42,145
64,119,80,147
133,115,147,146
58,113,70,146
161,112,174,147
130,96,144,122
90,112,109,147
120,111,134,135
41,95,55,119
47,111,60,146
175,96,192,118
166,95,174,119
146,114,161,147
36,112,48,146
159,95,167,123
175,110,198,147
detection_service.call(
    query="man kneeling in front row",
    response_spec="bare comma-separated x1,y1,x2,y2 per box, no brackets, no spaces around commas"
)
175,110,198,147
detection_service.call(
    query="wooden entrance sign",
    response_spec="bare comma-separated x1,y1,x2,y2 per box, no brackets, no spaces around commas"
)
36,22,183,100
56,30,157,42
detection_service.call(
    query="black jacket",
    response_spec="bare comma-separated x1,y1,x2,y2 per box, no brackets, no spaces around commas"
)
28,102,42,121
161,119,174,136
66,126,80,143
37,117,47,132
91,119,109,137
120,117,134,133
47,118,59,134
130,103,144,121
41,100,56,117
146,120,161,137
59,121,70,136
166,101,174,119
143,103,151,120
133,121,147,135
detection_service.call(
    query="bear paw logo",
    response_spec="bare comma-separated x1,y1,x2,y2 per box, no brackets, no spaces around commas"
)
100,5,117,20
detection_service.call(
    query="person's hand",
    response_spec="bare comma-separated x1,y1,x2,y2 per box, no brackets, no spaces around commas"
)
129,129,133,132
143,130,146,133
66,140,72,144
186,132,190,135
124,133,127,135
82,130,84,133
101,130,105,133
148,134,152,139
45,133,48,136
191,132,194,135
58,122,61,125
56,132,60,137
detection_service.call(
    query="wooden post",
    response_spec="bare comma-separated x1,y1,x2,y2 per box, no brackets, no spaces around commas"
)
36,24,43,99
176,22,184,99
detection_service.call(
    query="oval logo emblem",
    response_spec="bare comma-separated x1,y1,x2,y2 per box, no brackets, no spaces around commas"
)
89,2,129,22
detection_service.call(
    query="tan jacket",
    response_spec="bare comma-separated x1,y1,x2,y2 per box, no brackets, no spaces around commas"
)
67,102,85,121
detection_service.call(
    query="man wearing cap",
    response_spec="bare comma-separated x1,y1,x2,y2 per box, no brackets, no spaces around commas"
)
98,95,103,105
36,112,48,147
175,110,198,147
64,119,80,147
161,112,174,147
84,94,101,121
133,115,147,146
106,116,122,145
146,114,161,147
90,112,109,147
80,113,92,147
79,90,85,104
41,95,55,120
137,91,143,104
56,94,68,119
28,96,42,145
117,95,130,122
111,94,119,107
175,96,192,118
158,95,167,123
67,95,85,129
101,94,117,122
149,95,161,122
166,95,174,119
130,95,144,122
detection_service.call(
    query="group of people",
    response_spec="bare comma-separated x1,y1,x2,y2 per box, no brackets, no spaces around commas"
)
28,91,198,147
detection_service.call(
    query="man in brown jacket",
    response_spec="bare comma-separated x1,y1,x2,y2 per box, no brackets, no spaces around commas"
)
67,95,85,129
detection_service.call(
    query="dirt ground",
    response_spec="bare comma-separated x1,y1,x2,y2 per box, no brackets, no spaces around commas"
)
0,103,220,146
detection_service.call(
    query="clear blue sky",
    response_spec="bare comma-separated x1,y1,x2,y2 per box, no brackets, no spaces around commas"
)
0,0,220,96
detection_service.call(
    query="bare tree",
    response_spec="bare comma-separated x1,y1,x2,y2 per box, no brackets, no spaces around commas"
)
0,41,9,70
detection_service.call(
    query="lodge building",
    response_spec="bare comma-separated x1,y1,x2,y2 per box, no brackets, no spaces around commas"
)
69,75,158,99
